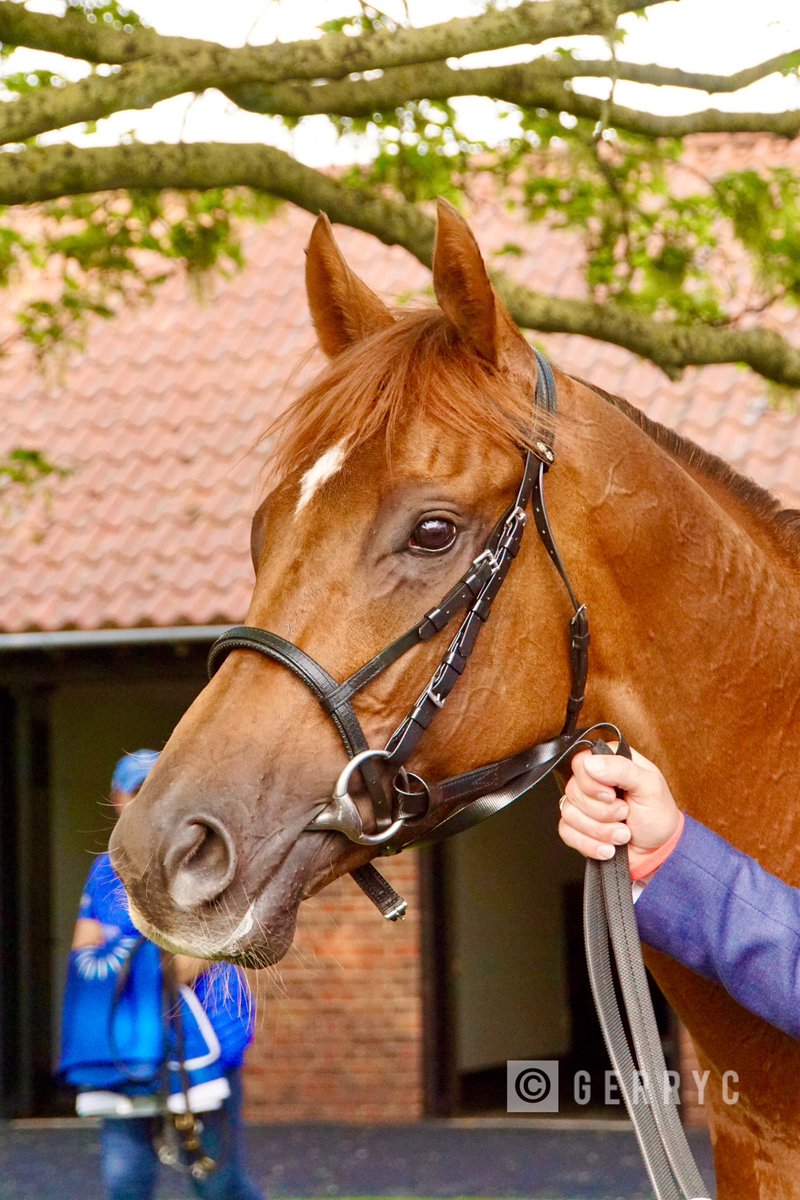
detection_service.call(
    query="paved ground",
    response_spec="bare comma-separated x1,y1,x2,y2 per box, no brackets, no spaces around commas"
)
0,1120,715,1200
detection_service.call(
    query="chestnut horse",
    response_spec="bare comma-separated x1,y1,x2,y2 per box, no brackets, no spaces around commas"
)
111,201,800,1198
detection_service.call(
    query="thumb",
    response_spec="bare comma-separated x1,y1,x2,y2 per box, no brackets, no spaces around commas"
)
583,753,641,794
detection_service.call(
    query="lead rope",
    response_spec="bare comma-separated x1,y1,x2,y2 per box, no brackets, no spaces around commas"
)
585,741,710,1200
156,958,219,1182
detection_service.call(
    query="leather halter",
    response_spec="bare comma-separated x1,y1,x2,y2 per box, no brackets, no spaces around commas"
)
208,354,713,1199
208,350,590,860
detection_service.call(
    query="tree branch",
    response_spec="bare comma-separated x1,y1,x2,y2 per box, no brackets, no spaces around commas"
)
0,141,435,266
0,0,672,146
1,0,787,119
0,49,234,145
551,92,800,139
230,50,800,118
0,0,666,72
6,44,799,149
541,49,800,93
495,274,800,386
229,63,800,140
1,140,798,386
0,2,168,62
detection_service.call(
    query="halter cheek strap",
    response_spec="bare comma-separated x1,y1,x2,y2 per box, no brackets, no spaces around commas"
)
207,626,396,826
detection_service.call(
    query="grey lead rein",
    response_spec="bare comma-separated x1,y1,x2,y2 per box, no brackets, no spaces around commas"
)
586,740,711,1200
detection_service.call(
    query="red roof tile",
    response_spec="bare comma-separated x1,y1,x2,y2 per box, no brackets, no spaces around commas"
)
0,144,798,634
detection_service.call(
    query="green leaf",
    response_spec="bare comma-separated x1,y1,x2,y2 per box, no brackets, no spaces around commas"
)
0,448,71,491
65,1,143,32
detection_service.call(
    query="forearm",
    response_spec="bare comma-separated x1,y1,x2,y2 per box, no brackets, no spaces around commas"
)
636,815,800,1039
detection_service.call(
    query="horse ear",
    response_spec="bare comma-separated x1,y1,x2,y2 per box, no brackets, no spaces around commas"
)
433,198,531,373
305,213,395,357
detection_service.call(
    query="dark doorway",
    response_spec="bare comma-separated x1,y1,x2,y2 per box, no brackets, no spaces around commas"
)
0,640,210,1117
423,778,677,1118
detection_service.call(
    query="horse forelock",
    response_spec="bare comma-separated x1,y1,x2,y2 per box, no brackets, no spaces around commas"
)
264,307,555,489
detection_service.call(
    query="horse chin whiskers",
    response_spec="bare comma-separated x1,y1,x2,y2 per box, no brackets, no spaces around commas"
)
215,899,256,954
128,893,261,960
128,908,200,957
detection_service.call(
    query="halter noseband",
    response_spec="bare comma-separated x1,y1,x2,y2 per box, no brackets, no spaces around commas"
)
207,351,590,887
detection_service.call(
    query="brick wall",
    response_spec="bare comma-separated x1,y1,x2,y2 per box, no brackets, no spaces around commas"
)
243,855,423,1122
240,857,710,1130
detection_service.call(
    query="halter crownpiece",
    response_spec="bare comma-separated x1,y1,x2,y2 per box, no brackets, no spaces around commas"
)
208,351,590,897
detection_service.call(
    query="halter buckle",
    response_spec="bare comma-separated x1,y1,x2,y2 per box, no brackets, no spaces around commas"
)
472,548,501,574
533,440,555,466
504,505,528,529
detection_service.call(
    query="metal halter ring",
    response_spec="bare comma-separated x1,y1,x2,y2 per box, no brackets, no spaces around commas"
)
393,768,431,822
307,749,406,846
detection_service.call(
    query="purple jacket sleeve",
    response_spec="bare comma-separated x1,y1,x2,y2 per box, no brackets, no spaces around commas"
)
635,814,800,1040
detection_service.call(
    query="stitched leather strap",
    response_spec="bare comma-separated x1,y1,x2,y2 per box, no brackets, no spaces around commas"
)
207,627,393,824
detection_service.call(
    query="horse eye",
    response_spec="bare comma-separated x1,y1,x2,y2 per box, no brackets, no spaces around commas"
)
408,517,458,554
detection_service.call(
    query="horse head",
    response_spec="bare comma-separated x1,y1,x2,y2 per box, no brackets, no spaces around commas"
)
109,201,636,965
110,200,800,1196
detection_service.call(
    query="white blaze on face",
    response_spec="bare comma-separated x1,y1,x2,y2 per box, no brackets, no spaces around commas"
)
294,441,347,516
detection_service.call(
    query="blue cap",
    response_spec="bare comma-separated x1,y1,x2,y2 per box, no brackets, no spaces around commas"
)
111,749,159,794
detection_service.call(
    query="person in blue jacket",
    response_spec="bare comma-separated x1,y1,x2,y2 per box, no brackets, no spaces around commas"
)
65,750,265,1200
559,746,800,1041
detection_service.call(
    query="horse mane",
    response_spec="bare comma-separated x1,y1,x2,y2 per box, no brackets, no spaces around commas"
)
268,305,800,557
268,308,553,481
576,376,800,557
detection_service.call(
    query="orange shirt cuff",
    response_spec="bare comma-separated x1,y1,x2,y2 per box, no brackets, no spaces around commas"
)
629,812,685,882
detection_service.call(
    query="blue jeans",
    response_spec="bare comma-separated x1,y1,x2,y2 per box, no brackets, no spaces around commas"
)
100,1070,264,1200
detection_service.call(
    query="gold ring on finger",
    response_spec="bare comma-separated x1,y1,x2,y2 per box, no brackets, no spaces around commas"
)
559,794,569,814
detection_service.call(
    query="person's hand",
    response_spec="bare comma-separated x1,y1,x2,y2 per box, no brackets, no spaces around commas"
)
558,746,681,876
71,917,105,950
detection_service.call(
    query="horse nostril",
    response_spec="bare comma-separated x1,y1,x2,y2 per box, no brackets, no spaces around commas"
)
164,817,237,911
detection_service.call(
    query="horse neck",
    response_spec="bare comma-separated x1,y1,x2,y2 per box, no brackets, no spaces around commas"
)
561,387,800,876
